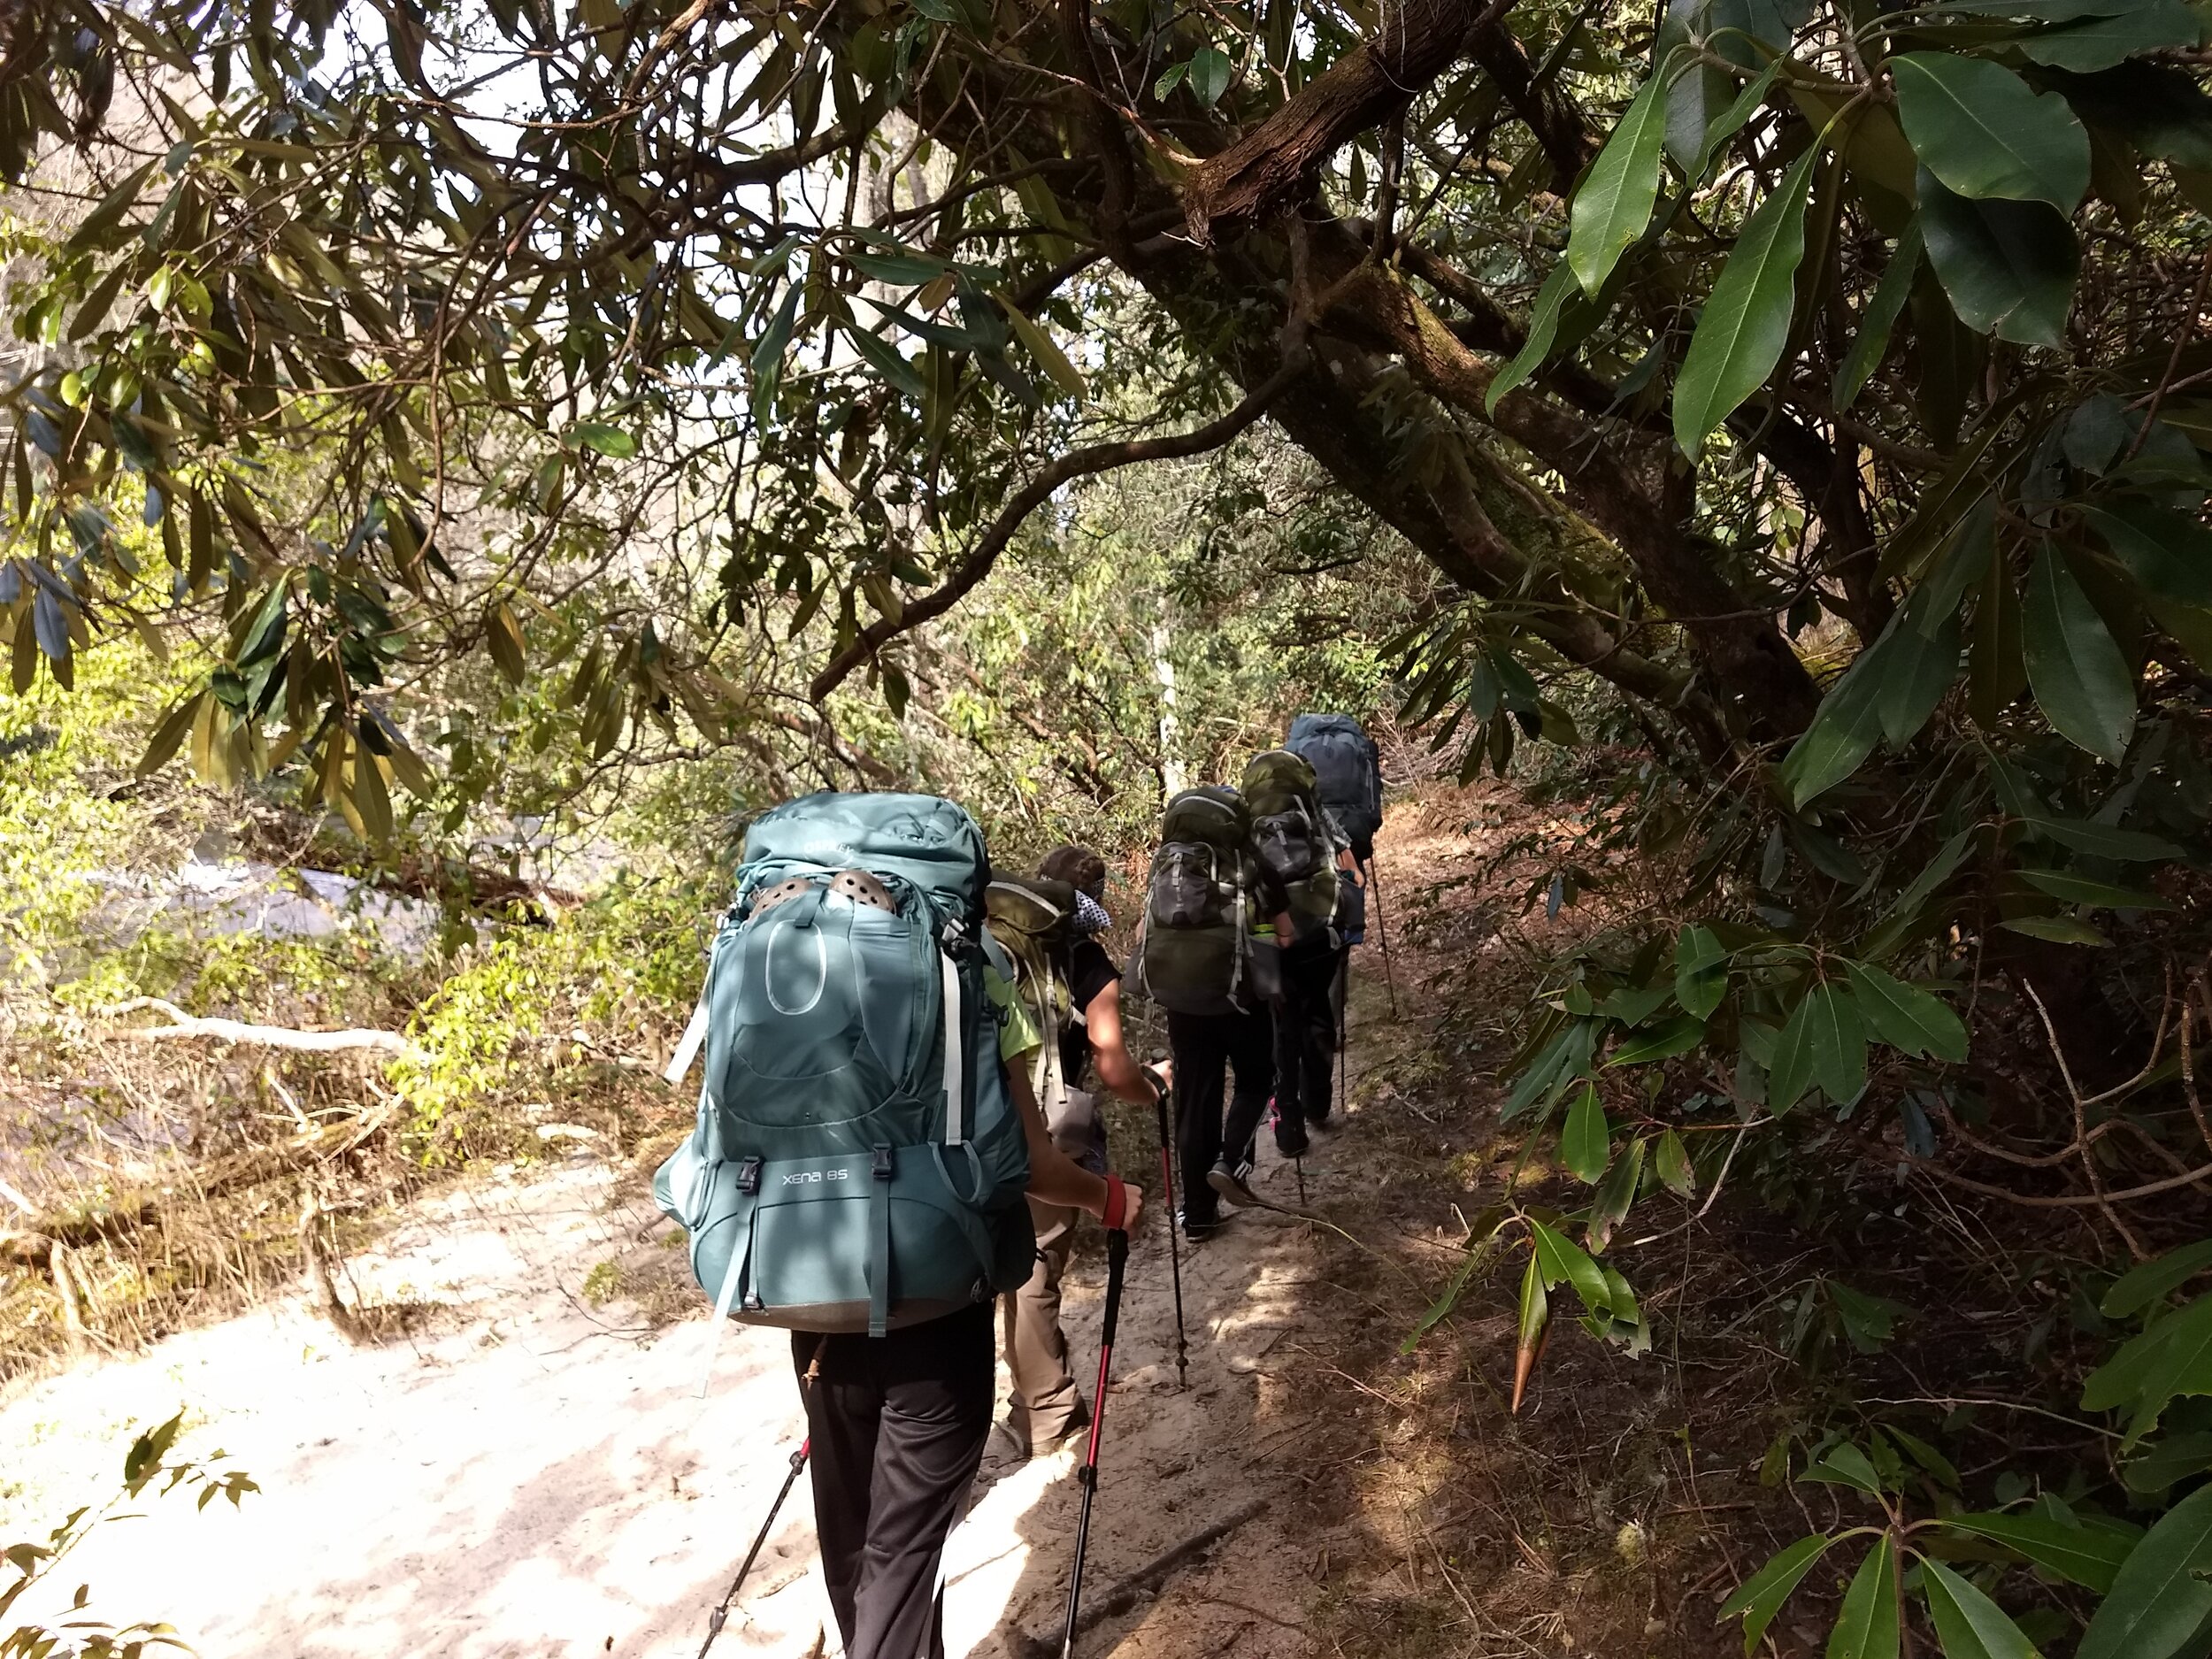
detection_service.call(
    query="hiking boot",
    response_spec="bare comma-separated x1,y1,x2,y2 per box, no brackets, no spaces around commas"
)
1176,1206,1218,1242
1207,1159,1261,1209
1275,1123,1310,1160
980,1402,1091,1474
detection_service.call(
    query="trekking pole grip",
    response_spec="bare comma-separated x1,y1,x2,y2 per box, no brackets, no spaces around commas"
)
1101,1227,1128,1348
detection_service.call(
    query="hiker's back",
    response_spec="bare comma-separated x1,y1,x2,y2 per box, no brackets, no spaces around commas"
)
1286,713,1383,862
655,792,1033,1337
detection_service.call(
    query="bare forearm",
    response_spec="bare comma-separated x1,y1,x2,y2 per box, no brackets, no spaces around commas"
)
1094,1044,1153,1103
1082,983,1161,1104
1028,1134,1112,1212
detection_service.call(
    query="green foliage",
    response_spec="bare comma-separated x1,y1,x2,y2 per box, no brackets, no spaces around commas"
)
0,621,206,987
1704,1260,2212,1655
394,879,710,1157
1717,1435,2090,1658
1673,146,1818,455
1567,67,1675,296
3,1411,255,1659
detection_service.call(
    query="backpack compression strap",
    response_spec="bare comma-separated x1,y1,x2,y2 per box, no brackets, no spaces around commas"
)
869,1144,894,1338
696,1159,761,1395
1229,866,1248,1007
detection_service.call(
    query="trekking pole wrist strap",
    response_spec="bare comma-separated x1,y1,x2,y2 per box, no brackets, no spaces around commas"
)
1100,1173,1127,1231
1141,1064,1168,1104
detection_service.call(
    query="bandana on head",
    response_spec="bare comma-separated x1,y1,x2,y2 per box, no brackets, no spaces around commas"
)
1073,891,1111,935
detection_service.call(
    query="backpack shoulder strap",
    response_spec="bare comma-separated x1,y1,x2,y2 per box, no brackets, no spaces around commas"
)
941,949,966,1148
664,995,710,1087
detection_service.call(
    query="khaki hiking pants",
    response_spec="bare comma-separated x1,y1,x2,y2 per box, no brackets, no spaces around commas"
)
1000,1196,1087,1452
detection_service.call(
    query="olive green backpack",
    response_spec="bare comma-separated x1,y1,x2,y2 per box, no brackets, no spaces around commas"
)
1129,785,1274,1016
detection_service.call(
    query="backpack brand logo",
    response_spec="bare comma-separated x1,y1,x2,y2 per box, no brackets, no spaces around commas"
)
781,1168,850,1186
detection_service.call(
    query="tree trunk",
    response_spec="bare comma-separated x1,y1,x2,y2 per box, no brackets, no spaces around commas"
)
1151,608,1188,801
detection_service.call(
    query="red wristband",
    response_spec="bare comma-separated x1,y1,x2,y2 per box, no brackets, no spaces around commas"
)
1101,1173,1127,1232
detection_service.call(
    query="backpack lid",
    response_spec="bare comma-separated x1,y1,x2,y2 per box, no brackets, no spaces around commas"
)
1241,749,1320,818
740,792,989,918
985,876,1079,944
1288,712,1369,741
1160,784,1250,852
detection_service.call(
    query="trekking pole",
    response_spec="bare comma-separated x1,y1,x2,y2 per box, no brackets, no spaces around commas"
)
1368,858,1400,1020
1060,1225,1129,1659
1334,953,1349,1119
696,1438,807,1659
696,1339,825,1659
1144,1064,1187,1387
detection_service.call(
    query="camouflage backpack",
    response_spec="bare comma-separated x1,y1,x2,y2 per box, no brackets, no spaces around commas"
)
1242,749,1343,949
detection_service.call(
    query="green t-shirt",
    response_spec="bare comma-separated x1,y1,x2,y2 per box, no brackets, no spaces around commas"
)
985,964,1041,1064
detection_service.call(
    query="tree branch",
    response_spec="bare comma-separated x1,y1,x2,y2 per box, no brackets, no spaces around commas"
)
1180,0,1491,243
1465,12,1594,189
103,998,420,1060
809,354,1309,702
1305,244,1821,736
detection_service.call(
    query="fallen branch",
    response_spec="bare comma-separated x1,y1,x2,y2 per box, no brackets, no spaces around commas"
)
299,1187,367,1344
103,998,420,1061
0,1106,392,1270
1003,1496,1268,1659
1908,1156,2212,1209
50,1240,88,1355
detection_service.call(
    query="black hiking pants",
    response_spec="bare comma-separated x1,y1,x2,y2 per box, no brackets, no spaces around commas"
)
1274,944,1344,1134
1168,1006,1275,1221
791,1302,995,1659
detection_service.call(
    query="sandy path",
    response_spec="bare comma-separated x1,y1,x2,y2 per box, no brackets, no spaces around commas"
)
2,1036,1369,1657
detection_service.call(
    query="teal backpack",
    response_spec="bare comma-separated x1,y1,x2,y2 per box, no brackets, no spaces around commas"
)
654,793,1034,1346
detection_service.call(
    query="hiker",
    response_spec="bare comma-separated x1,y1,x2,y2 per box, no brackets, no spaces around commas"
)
1287,711,1388,1074
796,979,1137,1659
987,845,1171,1463
1241,749,1357,1153
653,793,1143,1659
1127,784,1294,1240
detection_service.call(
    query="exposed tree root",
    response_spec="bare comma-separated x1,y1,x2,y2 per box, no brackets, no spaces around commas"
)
1003,1496,1269,1659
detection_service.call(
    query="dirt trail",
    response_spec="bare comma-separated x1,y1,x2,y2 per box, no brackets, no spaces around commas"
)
1,867,1419,1659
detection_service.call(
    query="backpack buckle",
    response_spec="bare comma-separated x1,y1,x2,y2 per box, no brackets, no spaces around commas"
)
872,1145,895,1182
737,1157,763,1194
